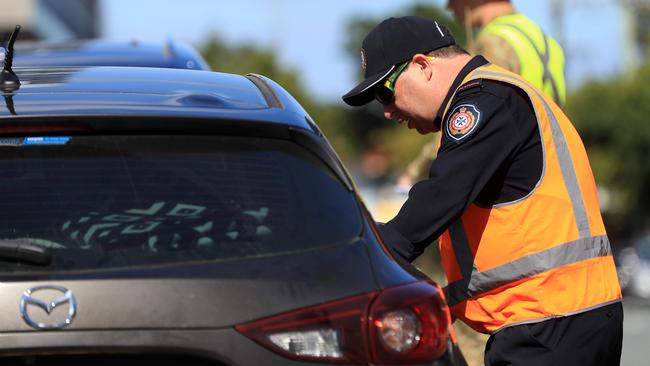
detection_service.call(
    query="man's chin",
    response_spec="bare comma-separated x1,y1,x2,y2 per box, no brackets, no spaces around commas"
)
405,119,433,134
415,124,434,135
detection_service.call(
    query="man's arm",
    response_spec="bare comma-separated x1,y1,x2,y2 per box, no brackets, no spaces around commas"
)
378,84,525,261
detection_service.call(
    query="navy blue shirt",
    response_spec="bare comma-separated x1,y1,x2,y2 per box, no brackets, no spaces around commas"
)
379,56,543,261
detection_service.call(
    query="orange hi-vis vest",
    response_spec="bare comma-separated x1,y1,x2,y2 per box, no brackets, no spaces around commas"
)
438,64,622,334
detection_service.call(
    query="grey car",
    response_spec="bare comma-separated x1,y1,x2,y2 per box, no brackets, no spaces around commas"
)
0,49,466,365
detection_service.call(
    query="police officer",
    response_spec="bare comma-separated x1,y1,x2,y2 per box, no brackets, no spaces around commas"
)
399,0,566,188
342,16,622,366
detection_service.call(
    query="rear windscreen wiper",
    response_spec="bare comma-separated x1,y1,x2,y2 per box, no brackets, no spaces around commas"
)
0,239,51,265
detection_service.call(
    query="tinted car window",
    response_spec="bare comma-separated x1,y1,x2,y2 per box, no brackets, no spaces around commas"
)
0,135,362,272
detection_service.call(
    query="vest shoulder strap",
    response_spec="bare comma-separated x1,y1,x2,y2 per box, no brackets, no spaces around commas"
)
481,14,563,105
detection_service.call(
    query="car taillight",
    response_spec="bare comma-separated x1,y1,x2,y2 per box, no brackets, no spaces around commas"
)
235,281,451,364
235,292,376,363
369,281,450,364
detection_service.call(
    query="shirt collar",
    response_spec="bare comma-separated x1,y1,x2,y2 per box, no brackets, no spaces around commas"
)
434,55,489,128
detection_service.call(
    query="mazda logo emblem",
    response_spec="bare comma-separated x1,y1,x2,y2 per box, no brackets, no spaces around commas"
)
19,285,77,330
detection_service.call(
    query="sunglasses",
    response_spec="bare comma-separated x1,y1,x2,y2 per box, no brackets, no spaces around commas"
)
374,56,436,106
374,61,409,106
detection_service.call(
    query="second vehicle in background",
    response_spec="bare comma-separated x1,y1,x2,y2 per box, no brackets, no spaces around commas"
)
10,38,210,70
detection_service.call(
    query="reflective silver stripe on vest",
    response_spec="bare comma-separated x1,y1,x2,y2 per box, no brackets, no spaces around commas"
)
471,70,591,238
444,235,611,307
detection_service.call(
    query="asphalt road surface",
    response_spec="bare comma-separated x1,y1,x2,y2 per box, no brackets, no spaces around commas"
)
622,296,650,365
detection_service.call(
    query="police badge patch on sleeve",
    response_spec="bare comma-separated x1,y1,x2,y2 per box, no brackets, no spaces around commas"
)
446,104,481,142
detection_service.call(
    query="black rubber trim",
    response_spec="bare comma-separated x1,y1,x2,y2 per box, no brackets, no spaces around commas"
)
0,115,292,140
245,74,283,109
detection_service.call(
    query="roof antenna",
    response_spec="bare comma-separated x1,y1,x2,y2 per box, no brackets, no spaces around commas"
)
1,25,21,92
3,94,16,115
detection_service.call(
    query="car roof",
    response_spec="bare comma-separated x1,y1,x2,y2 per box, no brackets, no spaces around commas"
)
0,66,316,131
13,39,211,71
0,66,353,190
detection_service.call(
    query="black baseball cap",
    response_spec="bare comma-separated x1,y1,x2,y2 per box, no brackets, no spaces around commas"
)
342,16,456,106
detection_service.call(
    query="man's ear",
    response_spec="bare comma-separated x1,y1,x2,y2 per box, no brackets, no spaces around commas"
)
412,54,433,80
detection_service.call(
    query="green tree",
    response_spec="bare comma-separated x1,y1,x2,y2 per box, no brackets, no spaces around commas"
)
200,34,313,108
199,35,359,161
565,62,650,236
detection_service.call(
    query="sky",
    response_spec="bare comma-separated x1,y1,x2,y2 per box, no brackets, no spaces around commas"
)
100,0,627,103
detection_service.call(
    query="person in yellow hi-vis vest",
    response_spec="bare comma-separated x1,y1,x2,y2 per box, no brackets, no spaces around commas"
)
343,16,622,365
398,0,566,190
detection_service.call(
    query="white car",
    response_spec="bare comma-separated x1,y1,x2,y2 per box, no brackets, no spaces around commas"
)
617,233,650,299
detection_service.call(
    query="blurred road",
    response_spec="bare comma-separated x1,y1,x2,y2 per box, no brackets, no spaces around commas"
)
622,296,650,366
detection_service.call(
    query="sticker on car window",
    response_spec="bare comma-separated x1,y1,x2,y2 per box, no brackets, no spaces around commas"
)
0,138,23,146
0,137,71,146
23,136,71,145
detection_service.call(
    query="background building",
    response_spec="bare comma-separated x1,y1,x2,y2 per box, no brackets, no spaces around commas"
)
0,0,99,41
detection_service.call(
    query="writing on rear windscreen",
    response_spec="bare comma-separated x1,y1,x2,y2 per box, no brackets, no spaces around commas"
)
24,137,70,145
0,137,70,146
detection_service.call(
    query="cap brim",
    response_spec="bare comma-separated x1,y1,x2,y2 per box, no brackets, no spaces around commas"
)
342,65,395,107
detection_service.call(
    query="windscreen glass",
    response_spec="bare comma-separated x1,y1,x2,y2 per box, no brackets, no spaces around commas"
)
0,135,362,273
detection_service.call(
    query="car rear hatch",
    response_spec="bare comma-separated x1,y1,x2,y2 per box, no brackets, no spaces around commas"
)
0,133,376,332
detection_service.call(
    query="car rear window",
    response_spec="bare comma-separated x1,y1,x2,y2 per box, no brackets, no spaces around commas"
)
0,135,362,273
